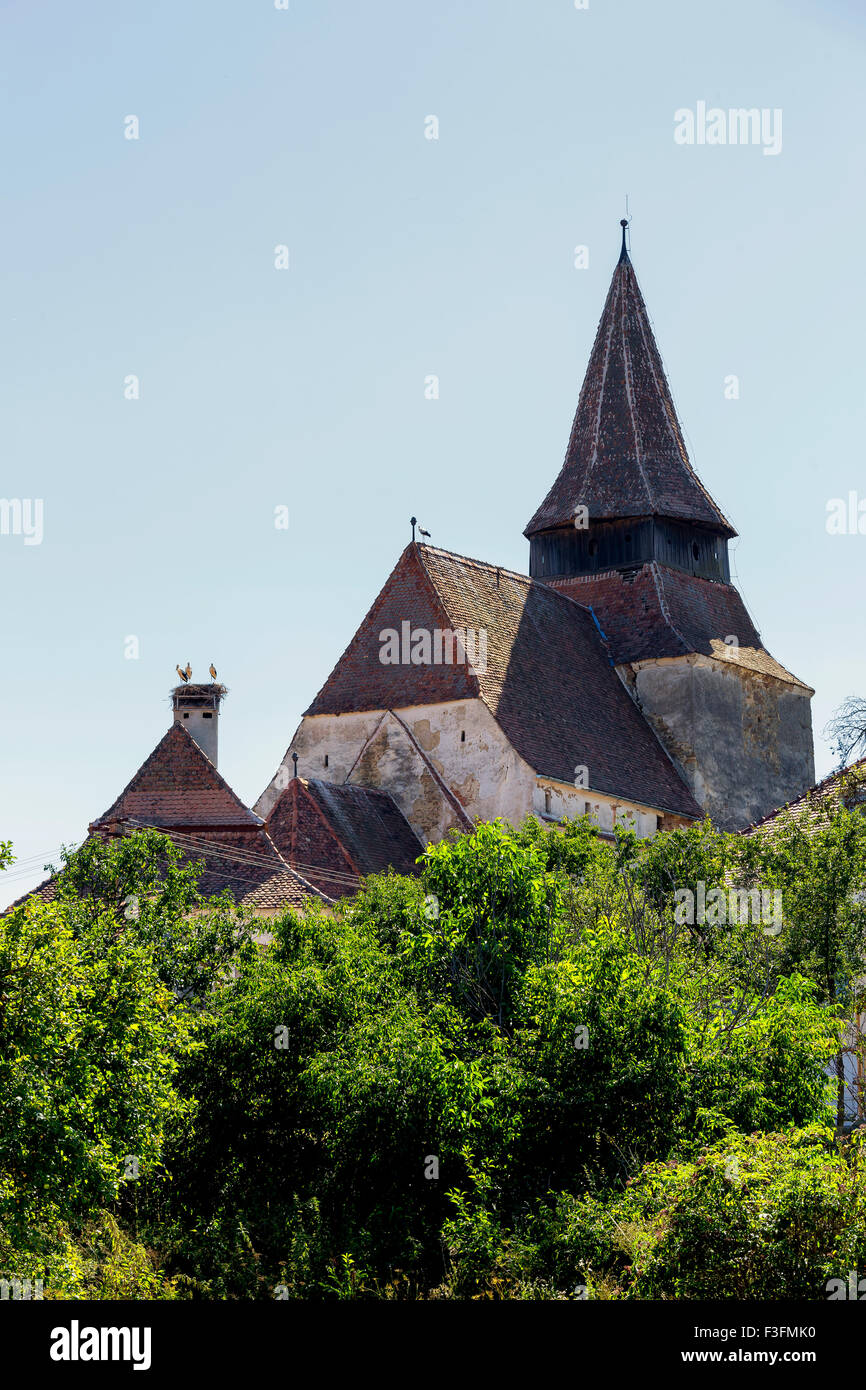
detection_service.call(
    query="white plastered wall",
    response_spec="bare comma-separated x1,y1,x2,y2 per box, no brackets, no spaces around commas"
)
256,699,665,846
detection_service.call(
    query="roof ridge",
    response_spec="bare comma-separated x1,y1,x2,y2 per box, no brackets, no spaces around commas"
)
302,546,417,715
582,272,621,505
297,781,361,878
632,279,739,534
387,709,474,829
94,721,260,827
412,546,482,702
417,542,602,618
619,290,656,512
416,542,531,586
418,548,700,818
415,541,625,615
257,825,335,902
551,561,734,590
303,544,476,715
174,722,264,820
648,560,690,656
306,777,402,803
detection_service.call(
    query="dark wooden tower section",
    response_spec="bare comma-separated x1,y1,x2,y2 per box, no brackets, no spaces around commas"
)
525,221,735,584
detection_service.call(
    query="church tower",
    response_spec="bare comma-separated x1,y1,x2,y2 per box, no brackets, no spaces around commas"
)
526,222,814,830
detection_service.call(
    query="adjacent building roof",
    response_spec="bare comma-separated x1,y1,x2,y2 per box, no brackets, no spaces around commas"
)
551,563,812,689
744,758,866,837
102,821,327,910
5,875,61,912
95,722,261,828
10,722,428,915
264,777,424,898
5,826,329,914
524,240,735,538
0,722,327,916
86,723,331,910
307,542,702,819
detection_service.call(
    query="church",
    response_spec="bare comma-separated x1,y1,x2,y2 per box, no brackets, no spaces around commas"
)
253,222,815,867
14,225,817,914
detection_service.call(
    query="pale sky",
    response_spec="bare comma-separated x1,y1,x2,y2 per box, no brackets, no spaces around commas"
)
2,0,864,905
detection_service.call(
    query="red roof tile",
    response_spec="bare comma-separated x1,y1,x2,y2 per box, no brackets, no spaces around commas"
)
308,543,702,819
111,822,328,906
94,722,261,828
6,830,329,915
306,548,479,716
551,563,811,688
265,778,424,898
5,875,60,911
70,724,333,913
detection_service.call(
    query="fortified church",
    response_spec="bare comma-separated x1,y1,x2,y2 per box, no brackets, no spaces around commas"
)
16,226,817,913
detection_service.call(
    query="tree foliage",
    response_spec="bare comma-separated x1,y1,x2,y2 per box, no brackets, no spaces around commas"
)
1,809,863,1299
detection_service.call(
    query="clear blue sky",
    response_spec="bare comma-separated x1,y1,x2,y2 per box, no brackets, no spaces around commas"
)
2,0,864,905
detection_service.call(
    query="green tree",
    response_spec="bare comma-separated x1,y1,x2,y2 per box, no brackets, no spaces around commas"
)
149,900,489,1297
0,897,197,1227
760,796,866,1126
52,829,256,1004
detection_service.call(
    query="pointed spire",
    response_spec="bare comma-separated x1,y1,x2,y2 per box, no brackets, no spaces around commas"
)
525,226,734,539
619,217,630,264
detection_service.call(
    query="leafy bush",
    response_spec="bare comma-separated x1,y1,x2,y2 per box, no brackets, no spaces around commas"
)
1,812,861,1299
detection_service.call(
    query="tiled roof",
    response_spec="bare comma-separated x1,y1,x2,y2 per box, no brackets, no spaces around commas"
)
94,722,261,828
306,548,479,716
57,722,334,913
106,822,330,907
744,758,866,837
552,564,812,689
265,778,424,898
240,870,326,912
6,835,327,915
525,247,734,538
5,875,60,911
308,543,702,819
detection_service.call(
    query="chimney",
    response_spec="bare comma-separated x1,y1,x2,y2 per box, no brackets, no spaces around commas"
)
171,682,226,767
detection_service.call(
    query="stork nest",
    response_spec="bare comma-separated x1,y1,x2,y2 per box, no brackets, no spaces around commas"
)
170,682,228,701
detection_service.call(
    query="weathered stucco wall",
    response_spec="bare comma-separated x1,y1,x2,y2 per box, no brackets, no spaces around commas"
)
400,701,533,829
347,711,468,843
533,778,659,838
627,655,815,831
256,701,535,843
254,710,384,819
256,699,672,846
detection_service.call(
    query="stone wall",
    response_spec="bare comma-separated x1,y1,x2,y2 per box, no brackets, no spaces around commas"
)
626,654,815,830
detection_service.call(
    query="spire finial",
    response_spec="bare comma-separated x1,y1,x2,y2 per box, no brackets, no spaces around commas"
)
410,515,417,542
619,218,630,264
